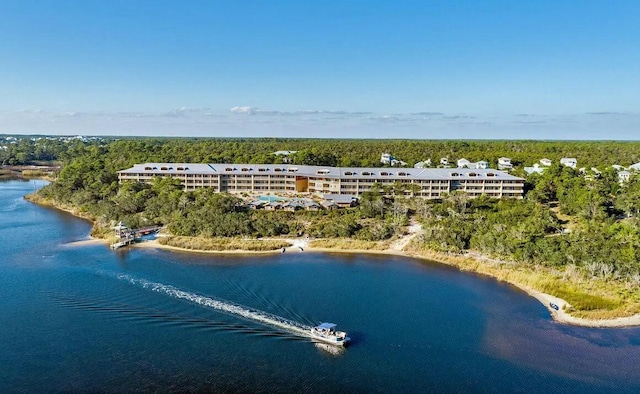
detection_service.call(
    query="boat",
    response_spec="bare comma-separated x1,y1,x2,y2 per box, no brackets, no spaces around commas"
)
550,302,559,311
310,322,350,347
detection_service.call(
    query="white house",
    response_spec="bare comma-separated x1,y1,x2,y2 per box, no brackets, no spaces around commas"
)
629,162,640,171
457,158,471,168
524,163,545,175
540,158,552,166
414,159,432,168
474,160,489,170
440,157,449,167
498,157,513,170
560,158,577,168
619,170,631,183
381,153,406,166
273,150,297,156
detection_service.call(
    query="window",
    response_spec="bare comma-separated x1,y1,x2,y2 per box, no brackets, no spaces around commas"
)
225,167,233,171
450,172,459,177
469,173,477,177
160,167,168,171
380,172,389,176
144,167,152,170
177,167,184,171
344,171,354,176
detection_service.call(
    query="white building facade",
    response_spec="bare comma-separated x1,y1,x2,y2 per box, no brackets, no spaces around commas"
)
118,163,525,199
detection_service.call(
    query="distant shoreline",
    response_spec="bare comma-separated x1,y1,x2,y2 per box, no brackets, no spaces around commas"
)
25,192,640,328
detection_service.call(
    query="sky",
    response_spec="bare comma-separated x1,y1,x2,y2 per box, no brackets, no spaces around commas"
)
1,0,639,139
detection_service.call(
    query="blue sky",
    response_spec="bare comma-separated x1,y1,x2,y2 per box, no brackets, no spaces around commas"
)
1,1,639,139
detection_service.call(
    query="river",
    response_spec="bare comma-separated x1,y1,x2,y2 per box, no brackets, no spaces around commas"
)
1,179,639,392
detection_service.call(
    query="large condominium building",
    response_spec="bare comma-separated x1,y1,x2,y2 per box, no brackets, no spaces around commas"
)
118,163,525,199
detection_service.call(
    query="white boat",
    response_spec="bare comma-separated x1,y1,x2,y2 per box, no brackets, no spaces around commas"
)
310,322,350,347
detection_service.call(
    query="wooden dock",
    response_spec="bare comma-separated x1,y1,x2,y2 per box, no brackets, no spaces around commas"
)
110,225,161,249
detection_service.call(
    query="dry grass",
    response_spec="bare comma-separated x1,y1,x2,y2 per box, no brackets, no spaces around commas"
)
308,238,391,250
159,236,291,251
404,240,640,320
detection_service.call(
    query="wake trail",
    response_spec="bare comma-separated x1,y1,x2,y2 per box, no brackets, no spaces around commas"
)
114,273,314,339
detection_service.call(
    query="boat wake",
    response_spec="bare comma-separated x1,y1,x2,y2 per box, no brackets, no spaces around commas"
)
114,273,314,340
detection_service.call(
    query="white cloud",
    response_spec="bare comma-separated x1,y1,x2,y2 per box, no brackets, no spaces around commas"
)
230,106,256,114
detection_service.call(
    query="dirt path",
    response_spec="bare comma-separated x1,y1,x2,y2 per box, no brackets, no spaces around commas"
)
390,220,423,251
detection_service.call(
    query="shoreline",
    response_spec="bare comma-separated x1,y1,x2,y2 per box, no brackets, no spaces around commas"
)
26,194,640,328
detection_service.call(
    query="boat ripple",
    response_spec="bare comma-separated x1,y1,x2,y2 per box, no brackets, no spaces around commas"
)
114,273,314,339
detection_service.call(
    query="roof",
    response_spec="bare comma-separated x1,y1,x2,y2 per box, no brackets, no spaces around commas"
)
119,163,524,182
317,322,337,329
322,194,357,204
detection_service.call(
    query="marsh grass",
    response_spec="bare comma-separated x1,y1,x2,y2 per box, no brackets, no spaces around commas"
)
308,238,391,250
159,236,291,251
405,240,640,320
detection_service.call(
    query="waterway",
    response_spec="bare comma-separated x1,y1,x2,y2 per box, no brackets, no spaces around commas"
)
2,179,640,392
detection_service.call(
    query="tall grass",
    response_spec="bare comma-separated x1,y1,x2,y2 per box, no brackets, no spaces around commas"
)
405,240,640,320
308,238,391,250
159,236,291,251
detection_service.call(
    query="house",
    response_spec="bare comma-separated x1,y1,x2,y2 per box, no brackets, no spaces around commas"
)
264,201,283,211
440,157,449,166
283,202,301,212
321,200,339,210
498,157,513,170
524,163,545,175
612,164,626,171
474,161,489,170
560,158,577,168
247,200,265,210
457,158,471,168
273,150,297,163
630,162,640,171
381,153,406,167
619,170,631,183
381,153,393,165
303,201,321,211
322,194,358,208
414,159,431,168
540,158,552,166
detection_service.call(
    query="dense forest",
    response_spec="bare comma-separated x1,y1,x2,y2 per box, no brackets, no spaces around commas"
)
8,136,640,292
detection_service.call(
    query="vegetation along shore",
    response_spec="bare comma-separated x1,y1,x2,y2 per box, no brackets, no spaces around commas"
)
12,135,640,327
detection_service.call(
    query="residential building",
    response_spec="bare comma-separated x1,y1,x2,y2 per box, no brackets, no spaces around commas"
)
540,158,552,166
498,157,513,170
118,163,525,199
414,159,431,168
619,170,631,183
457,158,471,168
524,163,545,175
560,158,577,168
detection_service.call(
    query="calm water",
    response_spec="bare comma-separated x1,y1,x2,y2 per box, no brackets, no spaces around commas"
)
2,179,640,393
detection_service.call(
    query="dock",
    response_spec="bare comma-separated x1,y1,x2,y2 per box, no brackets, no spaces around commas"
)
110,223,161,249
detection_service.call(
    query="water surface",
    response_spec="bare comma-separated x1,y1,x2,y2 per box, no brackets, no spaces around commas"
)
1,179,639,392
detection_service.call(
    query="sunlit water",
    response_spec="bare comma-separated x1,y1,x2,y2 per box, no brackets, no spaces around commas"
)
1,179,640,392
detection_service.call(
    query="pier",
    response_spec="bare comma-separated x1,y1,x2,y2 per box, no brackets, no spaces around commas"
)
110,222,161,249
